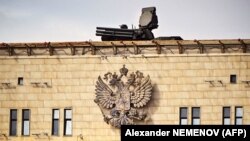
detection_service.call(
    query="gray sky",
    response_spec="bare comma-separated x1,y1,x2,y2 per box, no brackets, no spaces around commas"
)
0,0,250,42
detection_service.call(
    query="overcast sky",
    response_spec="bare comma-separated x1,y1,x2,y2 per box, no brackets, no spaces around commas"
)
0,0,250,42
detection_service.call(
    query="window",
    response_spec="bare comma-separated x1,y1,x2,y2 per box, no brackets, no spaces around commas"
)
230,74,237,84
235,107,243,125
180,107,188,125
18,77,23,85
52,109,60,136
22,109,30,136
192,107,200,125
9,109,17,136
64,109,72,136
223,107,230,125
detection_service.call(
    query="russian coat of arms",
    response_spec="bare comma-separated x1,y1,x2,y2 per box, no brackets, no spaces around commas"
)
94,65,153,128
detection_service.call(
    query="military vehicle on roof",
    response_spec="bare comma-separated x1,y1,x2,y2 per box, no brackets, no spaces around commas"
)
96,7,182,41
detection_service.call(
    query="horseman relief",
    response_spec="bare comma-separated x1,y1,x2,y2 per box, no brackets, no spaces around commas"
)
94,65,153,128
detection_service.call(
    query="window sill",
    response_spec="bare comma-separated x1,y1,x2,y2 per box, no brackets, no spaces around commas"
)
63,135,73,137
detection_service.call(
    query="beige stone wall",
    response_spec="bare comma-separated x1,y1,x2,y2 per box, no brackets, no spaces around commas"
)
0,54,250,141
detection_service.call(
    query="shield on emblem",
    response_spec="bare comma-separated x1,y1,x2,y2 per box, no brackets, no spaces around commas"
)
115,91,131,111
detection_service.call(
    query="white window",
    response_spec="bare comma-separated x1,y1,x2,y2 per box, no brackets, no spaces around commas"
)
235,107,243,125
22,109,30,135
64,109,72,135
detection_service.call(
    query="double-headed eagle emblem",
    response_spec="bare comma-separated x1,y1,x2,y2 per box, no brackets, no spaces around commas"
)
94,65,153,128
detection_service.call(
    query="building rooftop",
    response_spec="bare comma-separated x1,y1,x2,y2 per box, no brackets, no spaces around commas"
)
0,39,249,56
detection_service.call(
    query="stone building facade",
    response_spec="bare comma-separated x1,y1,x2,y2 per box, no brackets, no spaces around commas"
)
0,39,249,141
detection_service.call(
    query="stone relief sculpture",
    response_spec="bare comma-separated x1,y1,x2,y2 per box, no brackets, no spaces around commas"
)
94,65,153,128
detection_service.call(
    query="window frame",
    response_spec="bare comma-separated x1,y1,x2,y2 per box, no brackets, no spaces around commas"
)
223,107,231,125
179,107,188,125
230,74,237,84
22,109,30,136
52,109,60,136
191,107,200,125
235,106,243,125
9,109,18,136
18,77,24,86
63,109,72,136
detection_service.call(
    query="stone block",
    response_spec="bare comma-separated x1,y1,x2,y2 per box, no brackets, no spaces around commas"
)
57,86,72,93
240,56,250,61
67,64,82,71
189,92,204,99
232,62,247,69
30,72,43,78
2,59,17,65
210,56,228,62
44,59,61,64
167,99,182,106
189,62,204,69
56,72,72,79
30,59,44,64
65,93,80,100
85,58,101,64
162,63,175,70
52,79,79,86
41,87,58,93
182,70,197,77
42,72,57,78
170,84,196,92
195,99,212,106
79,78,95,85
25,94,38,100
89,107,102,114
74,121,90,128
52,94,66,100
174,63,190,70
168,70,183,77
55,58,72,64
75,107,90,114
16,72,31,78
79,92,95,100
150,114,167,120
10,65,24,72
90,122,109,129
156,85,170,92
228,56,241,62
81,115,92,122
1,101,28,108
27,101,44,107
71,58,86,64
17,59,31,64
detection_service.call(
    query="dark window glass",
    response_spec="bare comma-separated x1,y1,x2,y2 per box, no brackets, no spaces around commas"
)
192,107,200,125
192,107,200,118
22,109,30,136
223,107,230,125
224,107,230,117
23,110,29,119
52,109,59,136
230,75,237,84
64,109,72,136
10,109,17,136
180,107,188,125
